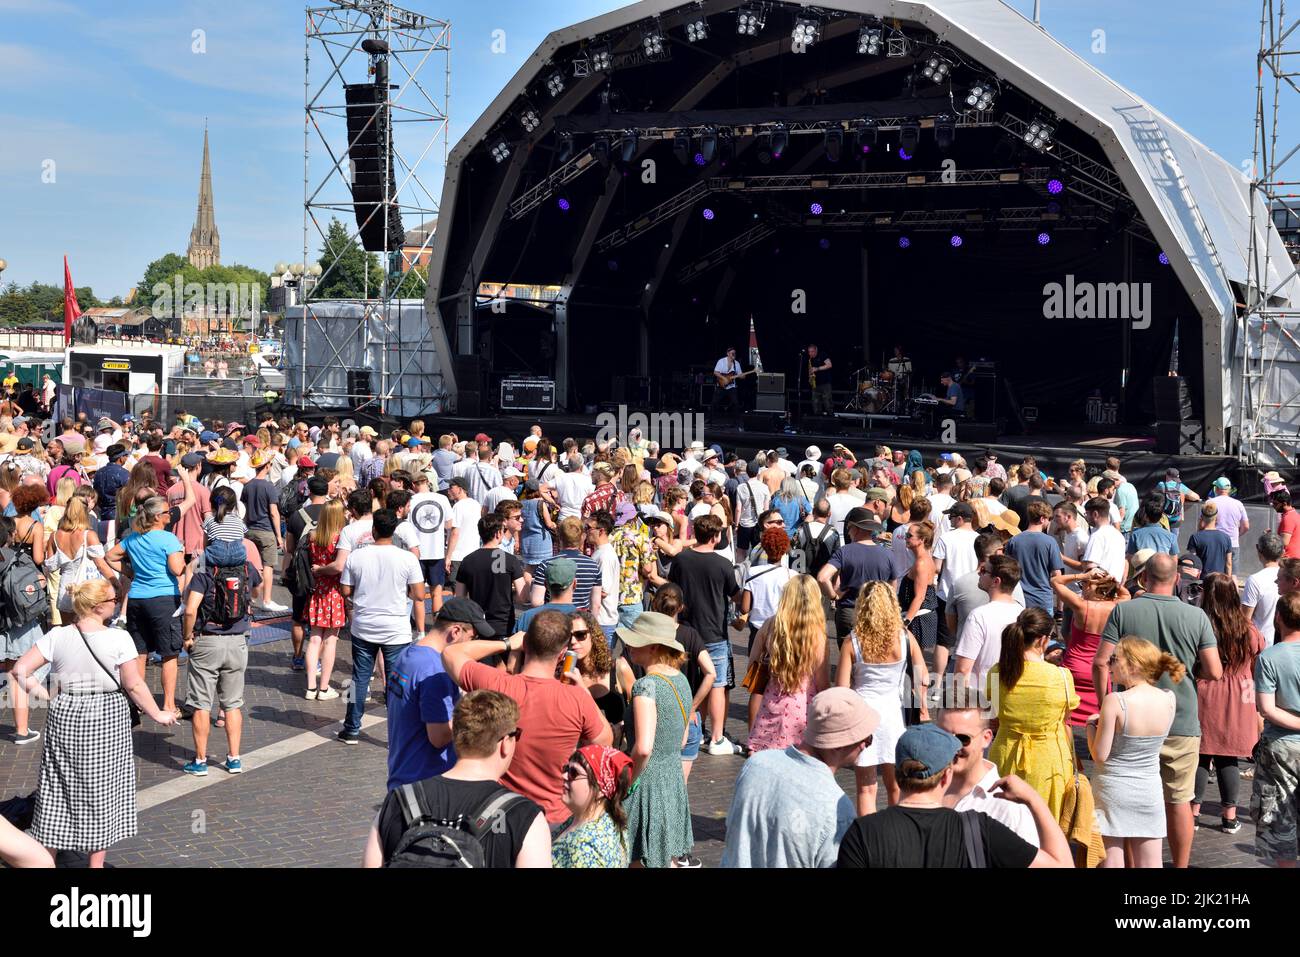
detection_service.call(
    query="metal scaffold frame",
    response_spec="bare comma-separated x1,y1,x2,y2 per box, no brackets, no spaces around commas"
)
1241,0,1300,464
299,0,451,415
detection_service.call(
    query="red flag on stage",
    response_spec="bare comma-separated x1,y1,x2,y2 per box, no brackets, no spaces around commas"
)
63,255,81,344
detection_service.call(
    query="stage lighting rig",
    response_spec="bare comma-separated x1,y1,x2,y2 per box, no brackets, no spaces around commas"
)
771,124,788,158
673,132,692,165
899,122,920,154
792,17,821,48
934,116,955,151
686,14,709,42
558,133,575,162
824,128,843,162
642,25,667,57
858,24,883,55
490,140,511,164
547,71,566,97
700,127,718,162
518,104,541,134
736,5,766,36
590,46,613,71
621,132,638,162
921,55,952,84
965,80,997,111
1023,117,1056,152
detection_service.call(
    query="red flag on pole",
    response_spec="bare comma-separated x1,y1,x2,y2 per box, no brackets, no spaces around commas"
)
63,255,82,344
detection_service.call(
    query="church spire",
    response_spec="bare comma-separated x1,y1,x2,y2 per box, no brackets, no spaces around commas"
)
187,125,220,268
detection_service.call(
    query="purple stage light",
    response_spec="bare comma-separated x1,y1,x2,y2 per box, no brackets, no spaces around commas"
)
557,198,570,211
1158,251,1170,265
694,153,707,166
810,202,824,215
898,236,911,249
1037,232,1051,245
1047,178,1064,195
861,144,872,154
950,234,963,248
703,208,715,220
819,238,831,249
898,148,913,160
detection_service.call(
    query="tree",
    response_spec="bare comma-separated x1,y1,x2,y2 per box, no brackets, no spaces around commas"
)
314,218,384,300
135,253,197,314
0,290,39,326
393,265,427,299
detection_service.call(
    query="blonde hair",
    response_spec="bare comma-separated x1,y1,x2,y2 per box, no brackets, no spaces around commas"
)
852,581,905,663
409,419,426,438
333,456,354,484
766,575,825,692
910,470,927,498
898,484,914,510
58,496,92,533
53,476,77,509
69,577,115,619
1113,636,1186,684
313,499,346,548
633,481,655,505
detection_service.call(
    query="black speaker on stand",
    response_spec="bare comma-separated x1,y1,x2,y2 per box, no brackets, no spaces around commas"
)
344,51,405,252
454,355,484,417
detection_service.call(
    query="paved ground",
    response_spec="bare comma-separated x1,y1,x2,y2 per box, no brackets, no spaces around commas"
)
0,604,1266,868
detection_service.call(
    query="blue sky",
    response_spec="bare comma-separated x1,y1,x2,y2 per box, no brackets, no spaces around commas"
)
0,0,1281,295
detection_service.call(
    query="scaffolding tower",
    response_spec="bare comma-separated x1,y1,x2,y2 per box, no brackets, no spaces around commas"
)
1241,0,1300,465
293,0,453,417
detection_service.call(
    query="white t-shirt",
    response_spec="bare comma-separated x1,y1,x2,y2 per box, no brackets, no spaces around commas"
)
407,491,451,561
955,599,1023,686
482,485,517,515
775,458,797,477
933,527,979,602
337,516,374,554
1082,524,1127,583
340,544,423,645
592,542,619,627
714,356,741,389
394,521,420,555
549,471,593,519
736,479,771,527
745,563,796,628
952,762,1040,848
825,492,858,539
36,626,136,694
927,493,956,539
1243,566,1280,645
448,497,483,561
892,525,914,576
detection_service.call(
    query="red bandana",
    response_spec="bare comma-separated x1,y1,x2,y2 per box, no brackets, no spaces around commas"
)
578,745,633,799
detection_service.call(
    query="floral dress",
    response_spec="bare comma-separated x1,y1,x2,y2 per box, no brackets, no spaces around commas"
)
308,534,346,628
551,812,629,868
748,672,816,754
625,672,694,867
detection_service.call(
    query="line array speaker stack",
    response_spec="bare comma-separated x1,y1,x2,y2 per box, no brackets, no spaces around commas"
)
344,75,405,253
1152,377,1202,454
454,355,483,417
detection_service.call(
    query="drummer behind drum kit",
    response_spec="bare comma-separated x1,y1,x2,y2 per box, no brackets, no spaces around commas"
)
848,361,910,414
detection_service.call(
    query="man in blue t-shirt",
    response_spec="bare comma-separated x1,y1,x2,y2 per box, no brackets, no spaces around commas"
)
1187,501,1233,577
1155,467,1200,530
386,598,495,790
1004,500,1063,612
939,372,964,416
817,508,898,638
1127,499,1179,558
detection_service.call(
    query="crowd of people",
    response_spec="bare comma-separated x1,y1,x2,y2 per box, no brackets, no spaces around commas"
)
1,411,1298,870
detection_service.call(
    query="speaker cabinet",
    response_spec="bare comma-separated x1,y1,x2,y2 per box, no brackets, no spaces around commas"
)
1153,377,1193,421
755,392,786,414
1154,419,1203,455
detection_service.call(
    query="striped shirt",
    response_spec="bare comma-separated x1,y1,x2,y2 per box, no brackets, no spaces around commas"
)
203,514,247,544
533,549,602,611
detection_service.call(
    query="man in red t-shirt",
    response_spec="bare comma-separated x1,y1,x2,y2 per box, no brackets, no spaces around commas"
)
1272,490,1300,559
141,433,174,493
442,610,612,823
167,453,212,563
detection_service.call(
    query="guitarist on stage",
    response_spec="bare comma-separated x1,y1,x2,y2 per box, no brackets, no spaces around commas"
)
712,347,748,430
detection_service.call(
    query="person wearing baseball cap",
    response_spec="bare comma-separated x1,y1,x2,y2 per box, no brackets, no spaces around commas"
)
817,506,895,640
723,688,880,868
513,557,579,634
835,723,1073,868
1156,467,1200,531
1204,476,1248,567
385,596,496,790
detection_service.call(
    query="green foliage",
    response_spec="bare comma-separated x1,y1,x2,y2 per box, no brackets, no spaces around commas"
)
0,281,102,325
313,218,384,299
132,253,270,316
393,265,428,299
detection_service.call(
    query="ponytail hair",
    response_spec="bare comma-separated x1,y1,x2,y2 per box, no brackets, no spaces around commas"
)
131,495,169,535
1113,636,1187,685
998,607,1054,691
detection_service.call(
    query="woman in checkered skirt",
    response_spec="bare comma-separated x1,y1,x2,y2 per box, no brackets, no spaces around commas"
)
11,578,176,867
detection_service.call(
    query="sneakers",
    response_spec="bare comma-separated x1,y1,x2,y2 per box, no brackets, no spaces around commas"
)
337,730,360,745
225,757,243,774
672,854,703,868
291,656,306,671
263,600,291,613
1221,817,1242,835
705,736,743,756
305,688,319,700
11,730,40,746
183,759,209,776
315,686,340,701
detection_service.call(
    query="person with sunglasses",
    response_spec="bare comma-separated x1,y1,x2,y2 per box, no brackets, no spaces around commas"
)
552,746,634,868
937,707,1040,846
364,690,551,868
724,688,879,868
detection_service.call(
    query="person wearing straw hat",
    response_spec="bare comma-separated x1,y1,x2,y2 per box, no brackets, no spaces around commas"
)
724,687,880,868
615,611,697,867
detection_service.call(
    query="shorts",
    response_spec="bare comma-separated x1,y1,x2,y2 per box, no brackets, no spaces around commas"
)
833,605,856,640
681,711,702,760
126,595,184,657
1251,736,1300,863
736,524,758,553
1159,734,1201,804
247,528,279,569
445,561,462,586
705,639,733,688
420,559,446,588
184,633,250,711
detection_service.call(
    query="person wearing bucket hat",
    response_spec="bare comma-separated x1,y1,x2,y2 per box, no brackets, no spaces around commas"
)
722,687,879,868
835,723,1074,868
1205,476,1248,567
612,612,696,867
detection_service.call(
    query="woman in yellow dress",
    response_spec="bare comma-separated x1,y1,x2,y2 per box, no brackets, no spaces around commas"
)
986,607,1079,821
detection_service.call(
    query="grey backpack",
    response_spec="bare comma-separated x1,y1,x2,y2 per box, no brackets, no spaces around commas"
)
386,784,527,868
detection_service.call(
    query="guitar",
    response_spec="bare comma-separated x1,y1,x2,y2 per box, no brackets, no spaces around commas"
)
714,368,756,388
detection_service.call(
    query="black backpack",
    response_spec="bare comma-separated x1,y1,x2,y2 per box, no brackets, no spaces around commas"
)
200,559,250,630
279,479,304,521
386,783,528,868
286,508,318,598
0,545,49,630
795,521,837,575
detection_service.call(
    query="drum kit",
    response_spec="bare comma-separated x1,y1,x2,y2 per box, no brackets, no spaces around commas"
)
847,366,908,414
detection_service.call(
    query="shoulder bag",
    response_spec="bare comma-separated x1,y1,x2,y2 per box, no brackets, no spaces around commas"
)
76,624,142,729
